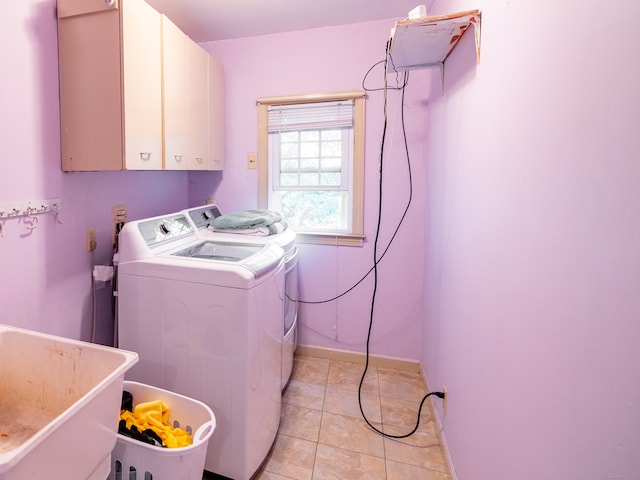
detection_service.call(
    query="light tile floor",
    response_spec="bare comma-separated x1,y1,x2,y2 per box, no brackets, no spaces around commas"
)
250,353,452,480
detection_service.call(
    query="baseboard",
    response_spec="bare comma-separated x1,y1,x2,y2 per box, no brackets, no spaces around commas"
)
423,366,457,480
295,345,421,372
429,408,457,480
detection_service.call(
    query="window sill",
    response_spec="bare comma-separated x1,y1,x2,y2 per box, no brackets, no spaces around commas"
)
295,232,364,247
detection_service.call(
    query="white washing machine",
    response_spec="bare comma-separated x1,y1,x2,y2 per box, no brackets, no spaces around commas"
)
183,204,299,390
116,212,284,480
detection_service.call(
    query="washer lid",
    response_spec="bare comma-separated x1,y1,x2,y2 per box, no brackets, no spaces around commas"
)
173,241,262,262
171,241,282,279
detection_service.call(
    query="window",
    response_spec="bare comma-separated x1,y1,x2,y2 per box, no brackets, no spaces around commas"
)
257,91,365,246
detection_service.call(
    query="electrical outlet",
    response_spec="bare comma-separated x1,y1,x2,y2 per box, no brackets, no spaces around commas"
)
442,385,448,416
112,205,128,246
112,205,127,225
86,228,97,252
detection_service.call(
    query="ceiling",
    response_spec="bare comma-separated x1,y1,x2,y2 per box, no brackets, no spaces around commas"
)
144,0,435,43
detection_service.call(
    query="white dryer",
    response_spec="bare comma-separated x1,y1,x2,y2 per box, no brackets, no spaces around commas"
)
183,204,299,390
116,212,284,480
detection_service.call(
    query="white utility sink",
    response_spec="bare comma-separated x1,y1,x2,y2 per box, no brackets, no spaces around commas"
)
0,325,138,479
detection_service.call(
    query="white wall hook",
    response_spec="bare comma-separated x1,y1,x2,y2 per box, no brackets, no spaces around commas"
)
0,198,62,235
25,208,39,231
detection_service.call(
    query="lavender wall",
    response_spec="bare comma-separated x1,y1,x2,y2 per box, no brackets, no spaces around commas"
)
194,21,431,360
6,1,637,476
422,0,640,478
0,1,189,343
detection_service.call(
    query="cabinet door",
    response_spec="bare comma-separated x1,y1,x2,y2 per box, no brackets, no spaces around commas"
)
187,41,211,170
209,56,225,170
58,1,123,171
121,0,163,170
162,15,189,170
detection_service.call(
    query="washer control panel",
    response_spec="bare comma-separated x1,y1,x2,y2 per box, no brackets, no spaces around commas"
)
137,214,193,246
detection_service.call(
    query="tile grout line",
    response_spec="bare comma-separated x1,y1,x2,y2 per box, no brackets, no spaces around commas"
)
370,363,390,479
310,361,329,480
354,359,391,479
373,362,389,459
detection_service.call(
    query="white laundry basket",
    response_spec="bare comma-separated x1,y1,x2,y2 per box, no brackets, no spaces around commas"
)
108,381,216,480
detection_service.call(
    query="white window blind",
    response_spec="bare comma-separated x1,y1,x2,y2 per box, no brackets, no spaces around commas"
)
267,100,354,132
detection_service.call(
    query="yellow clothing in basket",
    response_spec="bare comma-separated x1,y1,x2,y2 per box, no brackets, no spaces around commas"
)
120,400,193,448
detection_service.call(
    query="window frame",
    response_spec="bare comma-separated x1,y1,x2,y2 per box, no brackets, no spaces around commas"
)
257,90,366,246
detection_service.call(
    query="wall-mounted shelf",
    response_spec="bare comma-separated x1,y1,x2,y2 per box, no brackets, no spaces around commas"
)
388,9,481,90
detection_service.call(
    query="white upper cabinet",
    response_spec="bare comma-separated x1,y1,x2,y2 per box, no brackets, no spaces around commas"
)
122,0,163,170
209,54,225,171
163,16,216,170
162,15,191,170
57,0,224,171
187,39,213,170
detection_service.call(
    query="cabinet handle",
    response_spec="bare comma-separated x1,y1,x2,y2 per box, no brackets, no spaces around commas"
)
139,152,152,161
174,154,183,162
196,156,204,164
